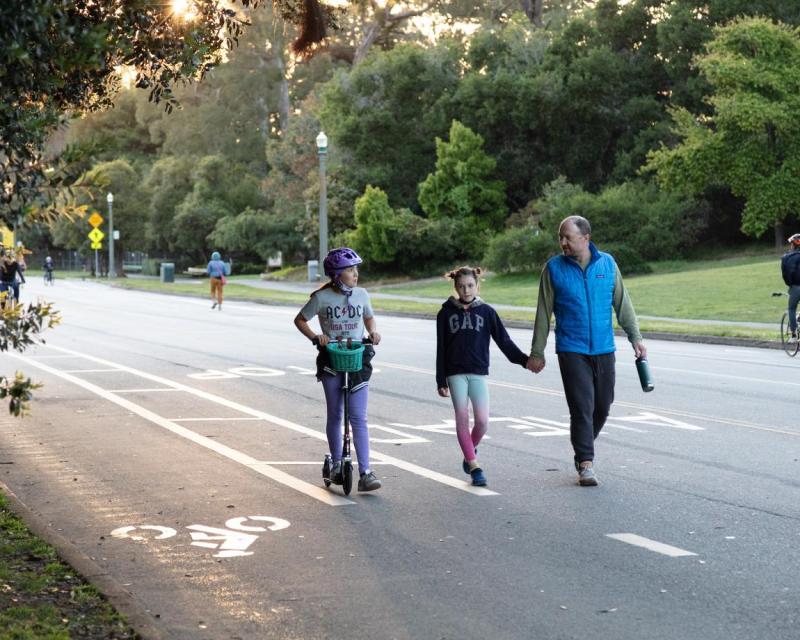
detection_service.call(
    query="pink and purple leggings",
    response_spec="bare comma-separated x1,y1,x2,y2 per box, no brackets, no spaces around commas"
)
447,373,489,463
321,374,371,474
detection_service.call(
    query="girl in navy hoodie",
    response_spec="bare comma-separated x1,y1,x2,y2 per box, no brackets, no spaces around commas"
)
436,266,529,486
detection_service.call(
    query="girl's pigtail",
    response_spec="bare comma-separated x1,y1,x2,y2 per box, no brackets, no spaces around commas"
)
445,266,483,282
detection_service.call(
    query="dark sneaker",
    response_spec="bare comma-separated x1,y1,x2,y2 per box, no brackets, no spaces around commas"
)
330,461,343,486
470,467,487,487
578,464,598,487
462,448,478,475
358,471,382,492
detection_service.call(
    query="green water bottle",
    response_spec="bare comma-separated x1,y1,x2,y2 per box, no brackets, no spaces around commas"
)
635,357,654,392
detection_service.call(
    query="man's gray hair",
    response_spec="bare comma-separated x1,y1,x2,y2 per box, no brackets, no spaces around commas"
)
560,215,591,236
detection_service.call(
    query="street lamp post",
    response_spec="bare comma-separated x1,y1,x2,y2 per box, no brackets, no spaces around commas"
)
316,131,328,279
107,192,115,278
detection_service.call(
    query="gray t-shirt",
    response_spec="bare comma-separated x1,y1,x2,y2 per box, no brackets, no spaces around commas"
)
300,286,374,340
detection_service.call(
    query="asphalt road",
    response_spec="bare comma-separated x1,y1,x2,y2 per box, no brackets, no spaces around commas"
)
1,278,798,640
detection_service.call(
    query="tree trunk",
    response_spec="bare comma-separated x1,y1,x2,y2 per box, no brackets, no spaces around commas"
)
775,220,786,249
520,0,544,27
275,54,291,133
353,21,382,66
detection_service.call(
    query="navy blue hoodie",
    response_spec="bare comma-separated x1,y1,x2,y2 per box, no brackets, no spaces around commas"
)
436,297,528,388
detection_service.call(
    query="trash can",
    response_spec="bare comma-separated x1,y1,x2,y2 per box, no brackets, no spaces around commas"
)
160,262,175,283
307,259,319,282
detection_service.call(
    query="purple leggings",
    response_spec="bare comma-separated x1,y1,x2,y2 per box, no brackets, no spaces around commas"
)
321,374,371,474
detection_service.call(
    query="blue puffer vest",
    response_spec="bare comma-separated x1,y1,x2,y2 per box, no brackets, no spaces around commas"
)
548,242,616,355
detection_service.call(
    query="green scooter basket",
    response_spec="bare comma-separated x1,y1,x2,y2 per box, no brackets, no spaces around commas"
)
326,341,364,372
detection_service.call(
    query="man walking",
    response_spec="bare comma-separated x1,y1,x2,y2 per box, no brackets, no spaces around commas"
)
781,234,800,339
527,216,646,486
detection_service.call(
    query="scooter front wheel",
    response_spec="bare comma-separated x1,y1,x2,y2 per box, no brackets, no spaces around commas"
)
342,460,353,495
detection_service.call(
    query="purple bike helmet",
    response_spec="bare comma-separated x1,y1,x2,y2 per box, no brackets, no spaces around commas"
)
323,247,362,277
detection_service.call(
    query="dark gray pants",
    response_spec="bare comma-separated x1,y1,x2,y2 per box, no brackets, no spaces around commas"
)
557,352,616,465
788,285,800,332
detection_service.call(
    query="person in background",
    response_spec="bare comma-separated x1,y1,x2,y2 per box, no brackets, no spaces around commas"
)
43,255,55,285
207,251,227,310
0,247,25,306
781,234,800,339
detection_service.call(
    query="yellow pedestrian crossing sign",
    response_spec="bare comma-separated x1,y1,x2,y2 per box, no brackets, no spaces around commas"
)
88,228,105,243
88,212,104,228
91,241,102,250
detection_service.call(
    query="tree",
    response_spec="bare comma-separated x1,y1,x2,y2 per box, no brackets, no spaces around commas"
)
344,184,461,272
645,17,800,240
418,120,507,256
319,42,460,212
1,0,260,226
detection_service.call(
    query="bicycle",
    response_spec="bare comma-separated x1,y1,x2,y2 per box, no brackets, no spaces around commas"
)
321,337,369,496
772,291,800,356
43,269,54,286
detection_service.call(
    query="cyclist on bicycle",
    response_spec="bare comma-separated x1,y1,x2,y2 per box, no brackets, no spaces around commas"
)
43,256,55,284
781,234,800,338
0,247,25,306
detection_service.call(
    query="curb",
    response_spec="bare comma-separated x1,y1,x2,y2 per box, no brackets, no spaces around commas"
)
0,481,170,640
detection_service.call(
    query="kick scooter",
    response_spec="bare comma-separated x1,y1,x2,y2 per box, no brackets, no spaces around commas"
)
322,337,366,496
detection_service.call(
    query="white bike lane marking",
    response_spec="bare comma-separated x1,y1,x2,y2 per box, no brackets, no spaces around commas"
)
9,351,354,507
11,345,497,499
376,361,800,436
112,516,291,558
606,533,698,558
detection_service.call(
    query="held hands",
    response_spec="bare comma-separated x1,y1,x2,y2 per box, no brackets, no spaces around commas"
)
437,387,450,398
526,355,546,374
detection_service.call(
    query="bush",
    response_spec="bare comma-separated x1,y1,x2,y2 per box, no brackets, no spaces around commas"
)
600,243,652,275
230,261,263,275
534,177,708,260
483,226,559,273
345,185,463,273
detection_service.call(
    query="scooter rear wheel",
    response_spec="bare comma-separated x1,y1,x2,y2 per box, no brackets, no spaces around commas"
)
342,460,353,495
322,455,332,487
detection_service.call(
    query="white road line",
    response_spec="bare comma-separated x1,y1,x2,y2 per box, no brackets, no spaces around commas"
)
61,368,123,373
654,365,800,388
108,388,180,393
14,345,495,496
9,353,353,507
605,423,648,433
169,417,263,422
378,360,800,437
606,533,698,557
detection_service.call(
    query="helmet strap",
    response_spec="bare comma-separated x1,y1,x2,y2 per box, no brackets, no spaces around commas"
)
334,276,354,296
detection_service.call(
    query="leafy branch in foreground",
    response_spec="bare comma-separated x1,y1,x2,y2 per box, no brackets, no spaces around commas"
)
0,297,60,416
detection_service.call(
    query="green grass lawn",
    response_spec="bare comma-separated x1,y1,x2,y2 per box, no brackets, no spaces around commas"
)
374,254,787,324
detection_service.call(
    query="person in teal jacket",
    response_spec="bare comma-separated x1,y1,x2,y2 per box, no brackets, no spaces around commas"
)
207,251,229,310
527,216,646,487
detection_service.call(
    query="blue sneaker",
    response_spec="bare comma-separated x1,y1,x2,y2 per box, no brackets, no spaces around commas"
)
470,467,487,486
462,448,478,475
